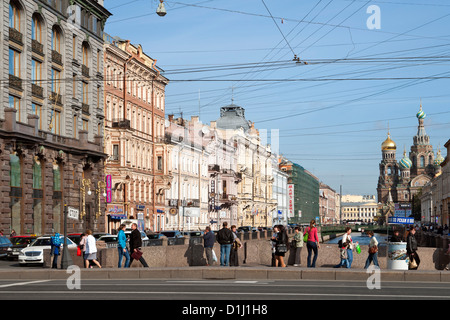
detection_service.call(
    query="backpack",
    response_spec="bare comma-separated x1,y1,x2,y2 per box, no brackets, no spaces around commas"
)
217,228,233,245
338,239,343,248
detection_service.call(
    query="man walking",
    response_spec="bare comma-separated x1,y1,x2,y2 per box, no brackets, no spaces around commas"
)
216,222,234,267
129,223,149,267
203,226,215,266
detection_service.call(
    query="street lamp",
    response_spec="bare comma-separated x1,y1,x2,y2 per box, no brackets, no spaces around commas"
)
96,180,106,220
156,0,167,16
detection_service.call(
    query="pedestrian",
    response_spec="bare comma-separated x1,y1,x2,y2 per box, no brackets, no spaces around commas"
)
274,225,288,267
129,223,149,267
117,224,130,268
203,226,215,266
407,226,420,270
364,231,379,269
50,232,61,269
306,220,320,268
216,222,234,267
292,226,304,266
271,225,279,267
334,240,349,268
342,227,358,268
390,229,402,242
10,229,16,237
230,225,242,267
84,230,102,269
79,233,88,267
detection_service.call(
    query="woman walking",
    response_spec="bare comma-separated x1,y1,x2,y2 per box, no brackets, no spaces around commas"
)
292,226,304,266
305,220,320,268
117,224,130,268
364,231,379,269
342,227,358,268
407,226,420,270
84,229,102,269
274,225,288,267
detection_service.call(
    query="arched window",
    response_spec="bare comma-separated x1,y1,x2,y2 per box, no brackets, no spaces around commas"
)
31,13,43,43
420,156,425,168
32,157,43,235
82,42,89,66
9,1,21,32
10,152,22,234
51,25,62,53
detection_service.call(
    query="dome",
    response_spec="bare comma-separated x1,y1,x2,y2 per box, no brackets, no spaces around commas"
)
216,104,250,132
434,149,445,166
381,132,396,151
416,104,426,119
399,151,412,169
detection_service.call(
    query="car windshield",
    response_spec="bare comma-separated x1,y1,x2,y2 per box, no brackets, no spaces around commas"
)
0,237,12,245
31,237,73,247
161,231,176,237
10,238,34,245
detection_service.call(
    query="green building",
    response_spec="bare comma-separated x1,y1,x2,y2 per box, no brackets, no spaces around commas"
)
280,160,320,225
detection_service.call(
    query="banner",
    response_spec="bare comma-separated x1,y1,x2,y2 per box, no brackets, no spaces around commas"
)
288,184,294,218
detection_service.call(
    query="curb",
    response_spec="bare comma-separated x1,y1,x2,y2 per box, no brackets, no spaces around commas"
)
0,267,449,282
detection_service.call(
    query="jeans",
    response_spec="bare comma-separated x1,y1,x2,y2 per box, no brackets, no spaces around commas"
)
306,241,318,268
334,259,349,268
347,248,353,268
204,247,213,265
118,246,130,268
220,244,232,266
364,253,379,269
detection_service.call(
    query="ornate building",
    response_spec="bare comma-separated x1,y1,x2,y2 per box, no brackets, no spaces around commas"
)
0,0,111,235
377,103,442,207
103,35,171,232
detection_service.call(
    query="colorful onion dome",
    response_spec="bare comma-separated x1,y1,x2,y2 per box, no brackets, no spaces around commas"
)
416,103,426,119
434,149,445,166
399,151,412,169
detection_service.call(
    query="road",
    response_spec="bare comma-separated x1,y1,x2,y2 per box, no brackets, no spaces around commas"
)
0,278,449,300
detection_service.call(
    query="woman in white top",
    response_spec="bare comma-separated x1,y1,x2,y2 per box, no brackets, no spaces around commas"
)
342,227,358,268
84,229,102,269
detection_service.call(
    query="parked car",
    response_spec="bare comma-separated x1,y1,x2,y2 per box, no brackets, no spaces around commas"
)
0,236,13,259
97,235,118,243
18,235,77,266
182,231,204,237
237,226,252,233
159,230,183,238
7,236,36,260
124,230,149,241
93,233,110,240
146,233,164,240
67,233,83,245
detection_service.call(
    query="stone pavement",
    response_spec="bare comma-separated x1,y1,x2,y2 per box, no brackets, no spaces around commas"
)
1,266,449,282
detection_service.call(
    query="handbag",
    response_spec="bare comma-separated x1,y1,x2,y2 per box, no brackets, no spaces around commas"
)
369,245,378,254
409,256,418,269
303,227,310,242
212,250,217,262
131,249,143,260
77,246,82,256
276,244,287,253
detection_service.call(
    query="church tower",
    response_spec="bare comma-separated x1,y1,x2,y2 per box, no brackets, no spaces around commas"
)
377,130,399,203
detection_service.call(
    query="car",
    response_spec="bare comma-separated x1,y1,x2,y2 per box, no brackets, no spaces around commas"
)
0,236,13,259
182,231,204,237
97,235,118,243
159,230,183,238
7,236,36,260
124,230,149,241
68,233,83,245
146,233,164,240
18,235,77,266
237,226,252,233
93,233,110,240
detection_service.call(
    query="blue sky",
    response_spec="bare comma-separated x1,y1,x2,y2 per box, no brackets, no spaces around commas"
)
104,0,450,197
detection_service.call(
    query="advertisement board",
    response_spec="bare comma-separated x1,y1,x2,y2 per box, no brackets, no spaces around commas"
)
288,184,294,218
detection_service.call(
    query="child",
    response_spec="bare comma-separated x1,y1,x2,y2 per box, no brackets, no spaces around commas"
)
334,240,349,268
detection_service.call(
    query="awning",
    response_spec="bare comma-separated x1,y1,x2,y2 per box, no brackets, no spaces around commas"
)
109,214,127,220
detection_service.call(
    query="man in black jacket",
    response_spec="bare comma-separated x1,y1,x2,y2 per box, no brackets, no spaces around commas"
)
203,226,215,266
216,222,233,266
129,223,149,267
407,227,420,270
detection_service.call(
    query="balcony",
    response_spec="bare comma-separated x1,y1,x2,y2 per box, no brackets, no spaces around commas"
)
52,50,63,66
9,74,22,91
31,84,44,98
208,164,220,172
31,39,44,56
111,118,131,129
9,28,23,46
82,65,90,78
49,91,62,106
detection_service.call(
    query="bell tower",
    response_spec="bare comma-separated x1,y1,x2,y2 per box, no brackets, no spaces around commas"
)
377,129,399,203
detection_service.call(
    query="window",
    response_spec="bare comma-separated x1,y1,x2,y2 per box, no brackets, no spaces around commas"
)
82,43,89,66
82,119,89,131
52,27,61,53
157,156,163,171
72,35,77,59
32,15,42,42
32,103,42,129
32,157,43,235
420,156,425,168
73,114,78,138
82,82,88,104
113,145,119,160
50,109,61,135
9,95,20,122
51,68,61,93
73,74,77,97
9,48,20,77
31,59,42,84
9,2,21,31
10,152,22,234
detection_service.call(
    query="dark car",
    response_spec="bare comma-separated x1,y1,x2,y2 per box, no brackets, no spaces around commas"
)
68,233,83,245
7,236,36,260
0,236,13,259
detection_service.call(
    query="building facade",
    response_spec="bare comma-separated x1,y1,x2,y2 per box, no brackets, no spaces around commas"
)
103,36,171,232
341,195,378,224
0,0,111,235
420,141,448,225
319,183,338,225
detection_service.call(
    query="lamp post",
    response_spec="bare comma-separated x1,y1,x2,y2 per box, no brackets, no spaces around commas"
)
60,204,73,269
96,180,106,221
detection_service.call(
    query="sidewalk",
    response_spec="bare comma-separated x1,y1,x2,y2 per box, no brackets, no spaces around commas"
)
1,266,449,282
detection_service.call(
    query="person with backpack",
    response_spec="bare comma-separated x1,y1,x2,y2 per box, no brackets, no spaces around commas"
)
216,222,234,267
274,225,288,268
334,240,349,268
50,232,62,269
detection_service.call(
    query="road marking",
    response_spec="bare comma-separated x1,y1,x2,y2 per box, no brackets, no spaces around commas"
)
0,280,51,288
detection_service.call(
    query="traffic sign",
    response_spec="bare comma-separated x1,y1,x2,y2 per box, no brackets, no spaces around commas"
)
68,207,79,220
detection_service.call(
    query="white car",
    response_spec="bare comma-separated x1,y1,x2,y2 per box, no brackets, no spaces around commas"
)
18,235,77,266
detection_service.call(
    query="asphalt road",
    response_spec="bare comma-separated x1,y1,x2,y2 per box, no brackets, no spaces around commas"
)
0,278,449,300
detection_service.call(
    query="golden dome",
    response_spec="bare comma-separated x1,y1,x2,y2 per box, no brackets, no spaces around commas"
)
381,132,396,151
